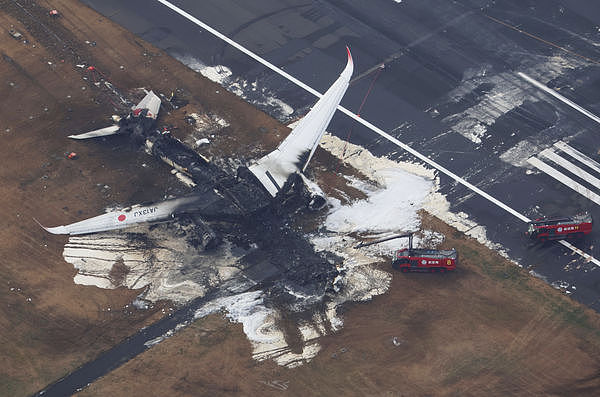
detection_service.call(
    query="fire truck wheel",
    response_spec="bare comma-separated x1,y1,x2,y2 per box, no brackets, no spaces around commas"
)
401,267,408,273
439,268,446,274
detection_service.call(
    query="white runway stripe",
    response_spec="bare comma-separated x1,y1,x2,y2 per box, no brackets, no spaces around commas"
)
518,72,600,125
559,240,600,266
156,0,599,266
540,149,600,188
554,141,600,176
528,157,600,206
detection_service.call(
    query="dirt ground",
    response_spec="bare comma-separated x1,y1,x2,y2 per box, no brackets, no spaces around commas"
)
78,213,600,397
0,0,282,395
1,1,599,396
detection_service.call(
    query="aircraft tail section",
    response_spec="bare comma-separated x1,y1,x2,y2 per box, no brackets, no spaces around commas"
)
249,47,354,197
132,90,161,119
68,91,161,139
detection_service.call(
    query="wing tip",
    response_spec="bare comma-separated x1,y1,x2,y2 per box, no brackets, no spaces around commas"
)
33,217,44,229
346,46,353,65
34,217,68,234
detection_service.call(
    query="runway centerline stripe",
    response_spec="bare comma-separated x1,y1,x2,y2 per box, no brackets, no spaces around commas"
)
555,141,600,176
518,72,600,125
156,0,600,265
540,148,600,188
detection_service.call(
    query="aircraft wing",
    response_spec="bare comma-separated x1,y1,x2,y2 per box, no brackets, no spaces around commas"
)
132,90,161,119
38,196,199,235
249,47,354,196
68,125,120,139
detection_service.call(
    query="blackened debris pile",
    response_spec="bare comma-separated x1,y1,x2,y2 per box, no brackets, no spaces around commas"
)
139,116,340,309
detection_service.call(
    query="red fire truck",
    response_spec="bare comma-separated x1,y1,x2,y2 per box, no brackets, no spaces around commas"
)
355,233,457,273
525,212,592,242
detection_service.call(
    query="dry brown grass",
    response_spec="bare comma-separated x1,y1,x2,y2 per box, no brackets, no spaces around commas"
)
80,214,600,397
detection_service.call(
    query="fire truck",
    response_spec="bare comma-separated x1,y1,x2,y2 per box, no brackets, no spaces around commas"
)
525,212,592,242
355,233,457,273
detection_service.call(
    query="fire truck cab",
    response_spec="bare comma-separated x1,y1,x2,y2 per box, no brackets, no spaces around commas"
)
526,212,592,242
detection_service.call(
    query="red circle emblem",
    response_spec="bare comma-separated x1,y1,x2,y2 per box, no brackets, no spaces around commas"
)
118,214,126,222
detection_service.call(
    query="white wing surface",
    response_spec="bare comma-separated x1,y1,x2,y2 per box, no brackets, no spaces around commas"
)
249,47,354,196
39,196,199,235
132,90,161,119
68,125,120,139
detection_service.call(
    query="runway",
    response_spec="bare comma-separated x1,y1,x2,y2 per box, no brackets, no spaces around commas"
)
81,0,600,309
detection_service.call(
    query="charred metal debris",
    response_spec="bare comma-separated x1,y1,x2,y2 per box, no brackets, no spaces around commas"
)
110,99,342,309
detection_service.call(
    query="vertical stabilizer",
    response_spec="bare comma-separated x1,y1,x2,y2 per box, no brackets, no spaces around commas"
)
249,47,354,196
132,90,161,119
68,91,162,139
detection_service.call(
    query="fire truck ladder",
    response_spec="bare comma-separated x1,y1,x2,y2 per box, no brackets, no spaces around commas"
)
354,233,414,250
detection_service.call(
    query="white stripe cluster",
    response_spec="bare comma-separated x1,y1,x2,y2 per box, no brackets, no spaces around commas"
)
528,141,600,206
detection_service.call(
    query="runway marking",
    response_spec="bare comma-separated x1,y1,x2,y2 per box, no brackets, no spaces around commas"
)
484,14,600,65
559,240,600,266
528,156,600,206
554,141,600,176
518,72,600,125
540,148,600,188
155,0,599,265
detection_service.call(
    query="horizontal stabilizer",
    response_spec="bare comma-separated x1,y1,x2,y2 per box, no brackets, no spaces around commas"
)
38,196,200,235
249,47,353,196
68,124,120,139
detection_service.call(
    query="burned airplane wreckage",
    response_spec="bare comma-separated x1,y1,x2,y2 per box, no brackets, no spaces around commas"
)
40,49,354,307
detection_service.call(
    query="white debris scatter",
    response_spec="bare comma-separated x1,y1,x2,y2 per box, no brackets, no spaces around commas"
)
174,54,294,120
437,55,587,145
183,112,228,150
175,54,233,85
132,297,149,310
188,112,230,133
263,96,294,117
144,329,175,348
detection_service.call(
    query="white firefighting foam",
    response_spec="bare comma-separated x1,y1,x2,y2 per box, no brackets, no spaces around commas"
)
193,291,323,367
64,228,244,304
320,133,509,255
